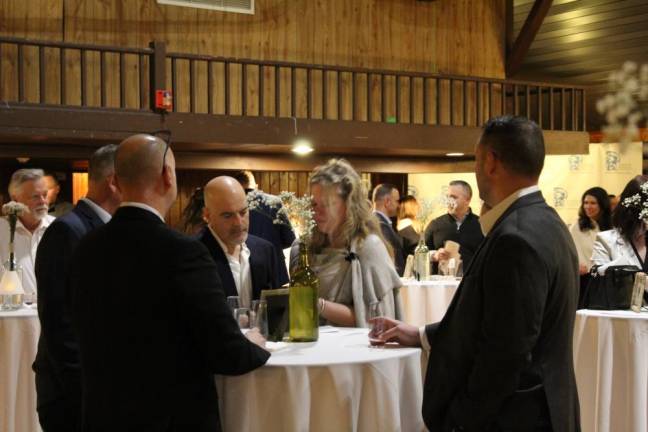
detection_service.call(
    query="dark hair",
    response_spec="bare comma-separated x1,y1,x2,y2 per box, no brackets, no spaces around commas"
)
612,175,648,243
231,171,253,190
449,180,472,199
577,187,611,231
479,115,545,178
89,144,118,183
180,187,205,234
372,183,397,203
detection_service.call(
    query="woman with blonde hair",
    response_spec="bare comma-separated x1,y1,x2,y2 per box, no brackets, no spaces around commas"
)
290,159,403,327
397,195,421,257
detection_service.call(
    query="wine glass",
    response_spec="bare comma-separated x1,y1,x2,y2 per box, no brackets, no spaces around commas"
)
368,301,384,347
252,300,269,339
235,307,250,329
227,296,240,317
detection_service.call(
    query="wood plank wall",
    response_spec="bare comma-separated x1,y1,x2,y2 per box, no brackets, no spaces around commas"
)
0,0,505,116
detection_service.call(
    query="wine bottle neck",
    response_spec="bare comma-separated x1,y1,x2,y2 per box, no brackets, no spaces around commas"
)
299,244,310,268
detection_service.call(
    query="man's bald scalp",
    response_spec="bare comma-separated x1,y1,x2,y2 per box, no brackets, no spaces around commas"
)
115,134,167,187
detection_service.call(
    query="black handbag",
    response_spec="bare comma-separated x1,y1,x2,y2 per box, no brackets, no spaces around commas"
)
580,265,640,310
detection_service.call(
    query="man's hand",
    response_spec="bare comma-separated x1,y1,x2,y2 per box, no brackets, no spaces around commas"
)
368,317,422,347
579,263,588,275
245,328,267,349
434,248,450,262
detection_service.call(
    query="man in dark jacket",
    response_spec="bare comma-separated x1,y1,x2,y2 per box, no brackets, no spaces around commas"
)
199,176,280,305
424,180,484,273
372,183,405,275
33,145,120,432
70,134,269,432
371,116,581,432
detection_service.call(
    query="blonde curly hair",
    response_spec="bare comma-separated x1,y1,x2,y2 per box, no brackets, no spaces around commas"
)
309,159,391,256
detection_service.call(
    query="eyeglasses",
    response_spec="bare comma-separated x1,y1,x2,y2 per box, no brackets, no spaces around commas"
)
151,130,171,174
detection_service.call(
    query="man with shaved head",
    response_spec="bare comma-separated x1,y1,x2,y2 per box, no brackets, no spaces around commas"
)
199,176,280,308
70,134,269,432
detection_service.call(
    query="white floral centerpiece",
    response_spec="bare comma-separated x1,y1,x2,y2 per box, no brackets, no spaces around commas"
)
621,181,648,221
247,190,315,243
1,201,28,310
596,61,648,144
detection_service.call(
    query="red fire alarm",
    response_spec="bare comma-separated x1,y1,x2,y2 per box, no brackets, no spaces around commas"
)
155,90,173,111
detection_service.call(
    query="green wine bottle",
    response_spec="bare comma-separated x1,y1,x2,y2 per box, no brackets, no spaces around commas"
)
289,242,319,342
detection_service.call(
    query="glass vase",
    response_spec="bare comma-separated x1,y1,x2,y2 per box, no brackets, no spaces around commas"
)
0,259,23,311
413,238,430,281
289,242,319,342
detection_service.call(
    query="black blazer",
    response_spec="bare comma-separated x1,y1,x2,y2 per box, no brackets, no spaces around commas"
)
398,224,420,258
248,200,295,286
198,228,280,299
70,206,270,432
422,192,580,432
375,212,405,276
33,199,105,407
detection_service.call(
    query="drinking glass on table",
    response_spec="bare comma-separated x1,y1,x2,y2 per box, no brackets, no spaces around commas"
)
227,296,240,317
368,301,385,347
235,307,250,329
252,300,269,339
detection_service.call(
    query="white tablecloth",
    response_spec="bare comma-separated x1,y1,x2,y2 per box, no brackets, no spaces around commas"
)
573,309,648,432
0,307,40,432
216,327,425,432
400,278,460,326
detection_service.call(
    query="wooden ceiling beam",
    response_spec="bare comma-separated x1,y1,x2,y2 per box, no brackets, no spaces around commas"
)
506,0,553,78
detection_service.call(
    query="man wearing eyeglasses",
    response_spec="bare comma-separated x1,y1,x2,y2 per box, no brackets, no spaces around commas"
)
199,176,280,308
70,134,269,432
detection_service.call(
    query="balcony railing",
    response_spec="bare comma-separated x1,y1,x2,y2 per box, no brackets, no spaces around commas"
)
0,37,586,131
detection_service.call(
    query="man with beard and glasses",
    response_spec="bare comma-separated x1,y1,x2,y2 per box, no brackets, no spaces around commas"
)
199,176,280,308
0,168,54,303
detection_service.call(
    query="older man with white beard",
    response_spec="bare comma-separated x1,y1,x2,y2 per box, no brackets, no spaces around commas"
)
0,169,54,303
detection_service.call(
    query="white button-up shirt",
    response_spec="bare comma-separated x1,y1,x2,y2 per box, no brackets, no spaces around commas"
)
208,226,252,308
0,214,55,296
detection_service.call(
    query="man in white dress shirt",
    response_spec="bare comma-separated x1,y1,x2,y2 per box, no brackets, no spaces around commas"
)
0,168,55,301
199,176,280,308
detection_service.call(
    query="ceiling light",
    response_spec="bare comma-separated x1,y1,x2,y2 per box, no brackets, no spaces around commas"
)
446,152,464,157
292,138,314,155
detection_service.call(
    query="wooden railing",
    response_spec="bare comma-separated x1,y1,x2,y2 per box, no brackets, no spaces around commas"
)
0,37,587,131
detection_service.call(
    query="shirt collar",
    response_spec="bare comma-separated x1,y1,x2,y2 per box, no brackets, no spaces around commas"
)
374,210,391,225
208,225,249,258
479,185,540,236
80,198,112,224
119,202,165,222
16,214,53,233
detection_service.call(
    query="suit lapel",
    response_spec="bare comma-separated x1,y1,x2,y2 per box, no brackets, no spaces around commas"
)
246,238,263,299
199,228,238,298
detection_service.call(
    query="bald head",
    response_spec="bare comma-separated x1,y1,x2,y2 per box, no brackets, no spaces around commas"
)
204,176,249,253
115,134,170,188
114,134,177,213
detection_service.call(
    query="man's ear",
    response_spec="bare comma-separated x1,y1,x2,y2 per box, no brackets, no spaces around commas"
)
484,150,498,177
108,174,120,194
162,163,174,188
202,206,210,224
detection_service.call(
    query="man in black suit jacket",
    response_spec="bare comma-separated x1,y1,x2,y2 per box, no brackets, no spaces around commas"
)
371,116,580,432
200,176,280,304
372,183,405,275
33,144,121,432
70,134,269,432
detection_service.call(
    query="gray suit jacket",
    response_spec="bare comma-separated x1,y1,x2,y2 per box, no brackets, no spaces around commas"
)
422,192,581,432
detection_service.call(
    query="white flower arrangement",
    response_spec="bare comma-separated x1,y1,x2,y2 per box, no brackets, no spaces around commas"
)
621,181,648,222
414,198,437,231
2,201,28,267
247,190,316,243
596,61,648,144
